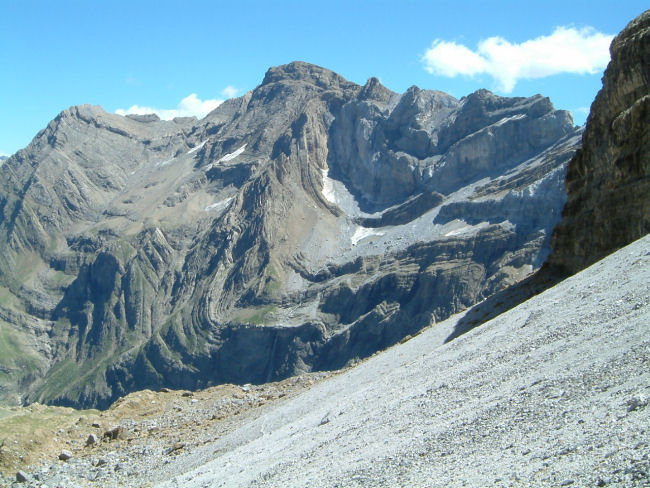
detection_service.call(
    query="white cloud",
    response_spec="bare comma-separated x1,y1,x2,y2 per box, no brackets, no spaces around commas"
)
116,93,224,120
221,85,239,98
422,26,613,93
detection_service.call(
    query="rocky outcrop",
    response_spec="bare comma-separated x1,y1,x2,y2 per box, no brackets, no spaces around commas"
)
0,61,581,408
546,10,650,275
446,10,650,342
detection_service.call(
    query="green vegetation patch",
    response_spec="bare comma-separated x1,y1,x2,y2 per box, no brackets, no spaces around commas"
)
37,359,81,401
262,260,283,295
111,239,136,263
0,404,97,434
0,321,41,371
0,286,17,308
236,305,277,325
9,251,45,285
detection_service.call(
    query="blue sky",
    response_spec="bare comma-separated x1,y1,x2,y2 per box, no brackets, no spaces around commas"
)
1,0,647,156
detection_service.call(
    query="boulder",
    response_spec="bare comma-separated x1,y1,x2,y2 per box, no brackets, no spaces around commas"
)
58,450,73,461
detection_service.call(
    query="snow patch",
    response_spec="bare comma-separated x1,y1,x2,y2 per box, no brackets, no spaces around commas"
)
444,226,473,237
492,113,526,127
351,226,385,246
320,168,369,217
156,157,175,167
187,140,208,154
205,197,233,212
217,144,247,163
321,168,338,205
443,219,490,237
202,144,247,171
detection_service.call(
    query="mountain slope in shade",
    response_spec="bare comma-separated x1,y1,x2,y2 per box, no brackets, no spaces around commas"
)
0,62,581,408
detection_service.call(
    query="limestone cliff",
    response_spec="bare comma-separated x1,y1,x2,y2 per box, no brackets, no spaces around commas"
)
547,10,650,275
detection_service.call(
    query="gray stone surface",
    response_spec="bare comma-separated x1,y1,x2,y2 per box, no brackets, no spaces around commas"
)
15,470,29,483
58,450,72,461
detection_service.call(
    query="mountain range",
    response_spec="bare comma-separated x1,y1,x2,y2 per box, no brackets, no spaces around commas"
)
0,10,647,413
0,8,648,488
0,64,581,408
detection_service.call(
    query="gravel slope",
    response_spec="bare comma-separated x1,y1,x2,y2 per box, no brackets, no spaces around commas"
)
155,235,650,488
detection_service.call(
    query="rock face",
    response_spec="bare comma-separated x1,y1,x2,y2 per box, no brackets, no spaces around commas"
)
547,10,650,275
0,61,581,408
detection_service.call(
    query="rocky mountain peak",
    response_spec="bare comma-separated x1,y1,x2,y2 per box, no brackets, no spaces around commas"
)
358,76,394,102
461,89,553,119
261,61,358,91
55,104,122,126
611,8,650,55
59,103,104,118
126,113,161,123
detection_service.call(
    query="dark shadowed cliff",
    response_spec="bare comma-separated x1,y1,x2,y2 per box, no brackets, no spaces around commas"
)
546,9,650,275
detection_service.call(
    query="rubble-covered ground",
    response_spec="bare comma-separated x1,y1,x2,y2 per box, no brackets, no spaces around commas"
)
0,372,334,486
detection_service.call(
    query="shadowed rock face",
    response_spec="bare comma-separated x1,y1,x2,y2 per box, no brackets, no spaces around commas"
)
547,10,650,276
0,61,581,408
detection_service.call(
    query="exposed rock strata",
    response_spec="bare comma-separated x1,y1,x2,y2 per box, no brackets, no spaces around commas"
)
0,62,580,408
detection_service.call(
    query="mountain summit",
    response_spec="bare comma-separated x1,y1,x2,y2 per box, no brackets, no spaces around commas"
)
0,61,581,408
